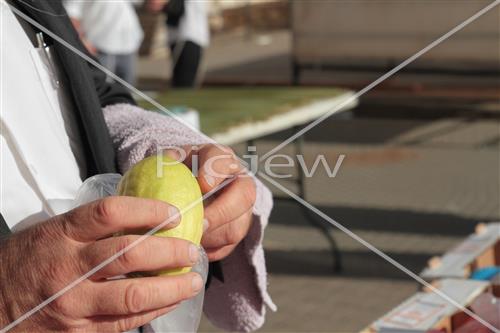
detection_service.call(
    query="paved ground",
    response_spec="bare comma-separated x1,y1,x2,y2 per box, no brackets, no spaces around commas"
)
136,27,500,332
196,107,499,333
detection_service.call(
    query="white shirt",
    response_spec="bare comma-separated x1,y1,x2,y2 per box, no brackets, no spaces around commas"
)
0,4,207,331
1,3,83,231
0,5,203,332
168,0,209,47
63,0,144,54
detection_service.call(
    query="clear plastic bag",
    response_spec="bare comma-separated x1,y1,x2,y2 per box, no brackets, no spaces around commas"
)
74,174,208,333
73,173,122,208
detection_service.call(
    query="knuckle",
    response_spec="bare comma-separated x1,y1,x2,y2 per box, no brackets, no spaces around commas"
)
45,260,62,280
117,239,139,270
43,253,77,284
80,250,97,274
206,250,221,262
63,207,79,224
167,239,181,263
237,222,248,241
224,224,242,245
242,179,257,207
150,200,168,223
234,223,247,243
51,295,73,316
232,220,248,245
93,197,119,226
117,316,142,333
173,278,188,299
214,205,230,227
36,217,66,244
124,283,147,314
174,240,192,265
224,228,237,245
59,210,78,238
208,248,228,262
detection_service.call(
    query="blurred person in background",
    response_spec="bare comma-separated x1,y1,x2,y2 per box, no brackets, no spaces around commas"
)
148,0,209,88
64,0,144,84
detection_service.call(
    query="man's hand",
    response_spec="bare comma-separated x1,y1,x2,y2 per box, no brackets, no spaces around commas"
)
168,144,256,262
0,197,203,332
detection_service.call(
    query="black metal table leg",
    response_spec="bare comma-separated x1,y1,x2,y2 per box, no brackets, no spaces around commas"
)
246,131,342,273
294,127,342,273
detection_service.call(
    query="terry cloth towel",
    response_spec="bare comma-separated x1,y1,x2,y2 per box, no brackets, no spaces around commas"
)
103,104,276,332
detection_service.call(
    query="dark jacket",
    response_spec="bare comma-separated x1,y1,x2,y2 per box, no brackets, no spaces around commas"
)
12,0,136,177
2,1,224,284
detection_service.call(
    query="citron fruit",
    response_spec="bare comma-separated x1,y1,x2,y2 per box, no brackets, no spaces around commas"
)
117,155,204,276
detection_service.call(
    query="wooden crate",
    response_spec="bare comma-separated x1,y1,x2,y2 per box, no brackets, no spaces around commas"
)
361,279,490,333
421,223,500,282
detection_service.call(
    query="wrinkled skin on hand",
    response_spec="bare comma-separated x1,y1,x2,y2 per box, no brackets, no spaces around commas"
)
164,144,257,262
0,197,203,332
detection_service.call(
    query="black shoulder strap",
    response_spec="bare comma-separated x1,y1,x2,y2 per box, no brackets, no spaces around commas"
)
4,1,224,286
0,213,11,237
10,0,127,178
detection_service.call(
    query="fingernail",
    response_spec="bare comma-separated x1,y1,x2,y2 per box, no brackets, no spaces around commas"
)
203,218,209,232
168,206,181,225
192,274,203,293
164,149,181,161
189,244,199,263
204,174,215,187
